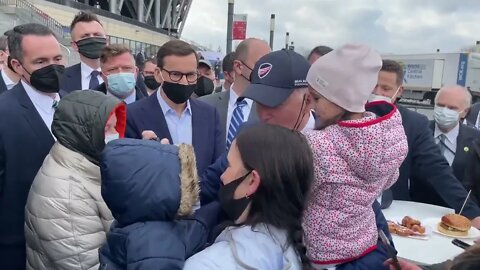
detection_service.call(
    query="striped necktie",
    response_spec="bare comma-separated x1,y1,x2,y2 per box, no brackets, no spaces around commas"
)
227,100,247,150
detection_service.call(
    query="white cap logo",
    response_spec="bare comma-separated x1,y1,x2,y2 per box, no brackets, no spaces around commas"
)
258,63,273,79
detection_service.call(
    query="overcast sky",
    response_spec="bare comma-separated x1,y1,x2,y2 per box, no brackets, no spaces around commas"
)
182,0,480,56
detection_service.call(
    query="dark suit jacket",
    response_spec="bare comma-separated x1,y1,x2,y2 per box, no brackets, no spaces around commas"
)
125,94,225,177
465,139,480,204
60,63,82,94
0,83,55,269
199,90,259,140
466,102,480,127
420,121,480,207
0,71,8,95
388,105,480,219
213,85,222,93
96,82,146,102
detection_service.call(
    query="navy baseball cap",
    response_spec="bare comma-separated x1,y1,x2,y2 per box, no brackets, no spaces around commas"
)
242,50,310,107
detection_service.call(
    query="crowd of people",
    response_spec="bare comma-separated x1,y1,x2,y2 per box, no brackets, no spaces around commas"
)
1,9,480,270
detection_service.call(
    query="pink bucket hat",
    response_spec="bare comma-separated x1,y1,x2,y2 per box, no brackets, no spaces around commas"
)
306,43,382,113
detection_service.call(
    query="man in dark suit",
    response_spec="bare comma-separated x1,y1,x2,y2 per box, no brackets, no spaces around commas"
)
200,39,270,149
370,59,480,228
0,33,20,95
213,52,235,93
423,85,480,206
466,102,480,128
98,44,146,104
60,11,106,94
0,23,64,270
126,40,224,176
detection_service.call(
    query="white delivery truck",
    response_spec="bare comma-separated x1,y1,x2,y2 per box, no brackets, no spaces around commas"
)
382,52,480,107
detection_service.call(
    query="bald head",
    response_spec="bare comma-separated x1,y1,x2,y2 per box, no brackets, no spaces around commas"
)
435,85,471,118
232,38,271,92
235,38,271,63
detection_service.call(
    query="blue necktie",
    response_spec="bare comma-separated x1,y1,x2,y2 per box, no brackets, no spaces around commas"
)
227,100,247,150
89,70,100,90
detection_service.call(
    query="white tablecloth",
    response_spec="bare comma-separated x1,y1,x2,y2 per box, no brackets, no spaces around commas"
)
382,200,476,265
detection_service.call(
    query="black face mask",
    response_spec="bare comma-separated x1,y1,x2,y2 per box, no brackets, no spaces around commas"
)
162,81,196,104
76,37,107,59
24,64,65,93
240,61,253,82
219,171,252,222
195,76,214,97
144,76,161,90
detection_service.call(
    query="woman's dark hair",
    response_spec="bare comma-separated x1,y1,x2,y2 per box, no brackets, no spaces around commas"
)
450,244,480,270
235,123,314,269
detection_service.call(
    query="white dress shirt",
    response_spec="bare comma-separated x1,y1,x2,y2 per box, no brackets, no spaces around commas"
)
80,61,103,90
434,123,459,166
123,90,137,104
226,85,254,139
157,90,192,144
22,81,60,135
1,69,16,90
106,89,137,104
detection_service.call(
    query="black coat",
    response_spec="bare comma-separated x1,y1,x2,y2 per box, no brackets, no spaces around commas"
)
0,83,55,269
0,71,8,95
388,106,480,218
464,139,480,204
465,102,480,127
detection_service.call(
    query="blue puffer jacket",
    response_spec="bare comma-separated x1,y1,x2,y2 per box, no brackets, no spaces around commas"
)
98,139,220,270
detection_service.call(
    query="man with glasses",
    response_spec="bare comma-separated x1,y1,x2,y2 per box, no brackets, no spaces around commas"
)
125,40,224,177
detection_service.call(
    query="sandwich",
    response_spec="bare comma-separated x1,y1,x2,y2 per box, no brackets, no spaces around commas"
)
438,213,472,237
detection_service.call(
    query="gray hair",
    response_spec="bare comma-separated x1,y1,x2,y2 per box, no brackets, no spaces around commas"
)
435,85,472,109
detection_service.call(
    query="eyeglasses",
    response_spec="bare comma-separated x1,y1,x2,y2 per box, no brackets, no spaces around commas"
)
162,68,198,83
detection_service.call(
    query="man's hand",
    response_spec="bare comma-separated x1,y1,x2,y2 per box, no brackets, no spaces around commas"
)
141,130,158,140
471,216,480,229
384,259,421,270
159,138,170,144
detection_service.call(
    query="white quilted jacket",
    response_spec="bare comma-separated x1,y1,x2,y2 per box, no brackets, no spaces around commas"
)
25,142,113,270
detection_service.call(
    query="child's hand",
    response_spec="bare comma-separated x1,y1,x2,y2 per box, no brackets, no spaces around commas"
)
384,258,422,270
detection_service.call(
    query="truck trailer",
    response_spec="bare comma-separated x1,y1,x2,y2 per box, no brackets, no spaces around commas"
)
382,52,480,107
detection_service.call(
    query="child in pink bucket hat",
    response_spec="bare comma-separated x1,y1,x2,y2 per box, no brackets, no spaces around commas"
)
302,44,408,269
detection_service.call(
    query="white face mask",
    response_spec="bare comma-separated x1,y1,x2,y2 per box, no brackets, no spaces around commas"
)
368,86,401,103
434,106,460,129
105,133,120,144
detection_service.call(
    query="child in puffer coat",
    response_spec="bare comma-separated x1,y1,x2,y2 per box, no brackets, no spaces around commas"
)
98,139,220,270
303,44,409,269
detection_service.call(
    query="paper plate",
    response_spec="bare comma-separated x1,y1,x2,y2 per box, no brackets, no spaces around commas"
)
422,217,480,239
388,217,431,240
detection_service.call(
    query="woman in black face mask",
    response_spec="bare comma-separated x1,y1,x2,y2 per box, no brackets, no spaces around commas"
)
184,124,314,270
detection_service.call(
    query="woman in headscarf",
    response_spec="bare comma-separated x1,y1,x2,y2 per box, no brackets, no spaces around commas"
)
25,90,126,270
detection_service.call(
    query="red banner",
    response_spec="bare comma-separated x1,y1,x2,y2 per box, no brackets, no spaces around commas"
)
232,14,247,40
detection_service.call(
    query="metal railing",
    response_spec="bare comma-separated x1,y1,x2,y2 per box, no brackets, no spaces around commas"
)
0,0,68,40
44,0,173,36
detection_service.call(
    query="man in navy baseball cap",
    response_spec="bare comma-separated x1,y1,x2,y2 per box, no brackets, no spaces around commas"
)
241,49,314,130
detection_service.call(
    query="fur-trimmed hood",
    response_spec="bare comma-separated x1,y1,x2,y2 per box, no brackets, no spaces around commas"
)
100,139,199,226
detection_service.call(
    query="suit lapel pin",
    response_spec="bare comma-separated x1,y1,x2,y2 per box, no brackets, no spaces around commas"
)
464,147,469,152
